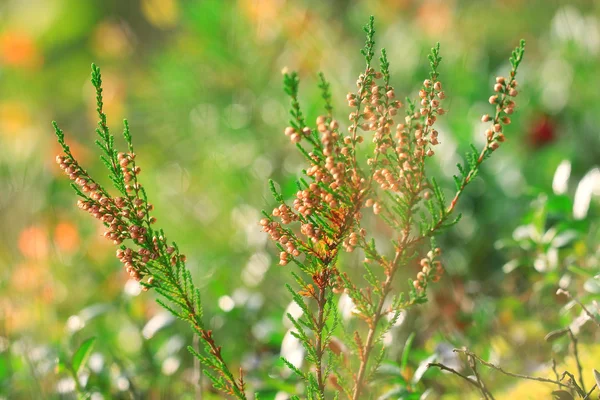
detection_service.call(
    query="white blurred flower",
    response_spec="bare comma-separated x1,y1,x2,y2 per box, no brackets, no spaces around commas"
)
573,168,600,220
280,329,304,376
552,160,571,195
338,293,358,321
282,300,303,329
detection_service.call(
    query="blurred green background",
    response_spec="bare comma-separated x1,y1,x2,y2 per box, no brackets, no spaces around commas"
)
1,0,600,398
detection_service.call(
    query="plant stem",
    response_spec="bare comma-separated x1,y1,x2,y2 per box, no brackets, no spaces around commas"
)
567,328,586,393
315,284,327,397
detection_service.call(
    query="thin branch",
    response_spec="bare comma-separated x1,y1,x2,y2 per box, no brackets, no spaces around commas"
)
454,349,581,395
567,328,586,393
468,354,495,400
427,363,481,390
583,384,597,400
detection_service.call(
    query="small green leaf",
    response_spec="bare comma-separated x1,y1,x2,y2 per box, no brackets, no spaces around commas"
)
567,265,594,278
400,333,415,371
594,369,600,389
71,337,97,374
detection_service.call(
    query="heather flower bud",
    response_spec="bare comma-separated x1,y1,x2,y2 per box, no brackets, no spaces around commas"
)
489,95,498,104
372,202,381,215
433,81,441,91
481,114,491,122
496,76,505,85
437,91,446,99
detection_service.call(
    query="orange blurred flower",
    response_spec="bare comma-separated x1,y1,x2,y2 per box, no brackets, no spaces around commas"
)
18,225,49,260
54,222,80,253
416,0,454,37
11,261,45,292
0,31,42,69
240,0,285,41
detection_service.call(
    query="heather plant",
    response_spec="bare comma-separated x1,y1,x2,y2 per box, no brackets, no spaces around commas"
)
53,17,525,399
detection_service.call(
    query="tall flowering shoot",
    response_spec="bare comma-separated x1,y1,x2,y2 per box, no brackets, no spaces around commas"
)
53,65,247,399
262,17,526,399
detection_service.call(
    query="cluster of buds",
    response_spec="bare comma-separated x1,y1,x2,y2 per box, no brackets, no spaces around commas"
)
57,152,165,290
348,69,403,156
372,167,404,192
116,246,161,288
57,155,131,245
413,247,444,291
272,203,297,224
117,247,146,282
484,75,519,150
364,199,382,215
284,126,311,144
317,116,344,158
259,218,299,265
414,78,445,146
263,110,366,264
342,231,362,252
367,76,445,199
117,152,140,191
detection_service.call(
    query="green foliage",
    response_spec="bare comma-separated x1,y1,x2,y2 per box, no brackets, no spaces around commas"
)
71,337,97,375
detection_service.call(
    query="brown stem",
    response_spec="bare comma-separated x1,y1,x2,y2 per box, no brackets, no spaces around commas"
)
315,284,327,396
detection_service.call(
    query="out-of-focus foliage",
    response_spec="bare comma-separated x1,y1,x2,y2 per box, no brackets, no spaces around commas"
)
1,0,600,398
